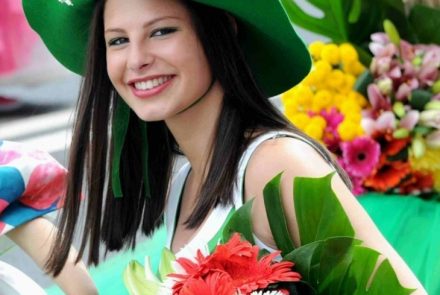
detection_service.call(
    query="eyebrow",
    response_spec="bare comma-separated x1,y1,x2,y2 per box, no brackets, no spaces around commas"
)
105,16,181,34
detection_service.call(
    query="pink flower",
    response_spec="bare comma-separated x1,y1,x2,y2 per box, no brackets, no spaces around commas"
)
395,79,419,101
399,110,419,130
367,84,392,113
341,137,381,178
337,159,366,196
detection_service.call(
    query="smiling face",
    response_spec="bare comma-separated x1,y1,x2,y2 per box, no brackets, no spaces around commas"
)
104,0,216,121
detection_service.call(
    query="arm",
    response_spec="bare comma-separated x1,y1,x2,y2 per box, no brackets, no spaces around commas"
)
244,137,427,294
6,217,98,295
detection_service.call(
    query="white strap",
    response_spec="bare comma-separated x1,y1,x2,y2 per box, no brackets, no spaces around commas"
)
165,162,191,248
234,130,304,207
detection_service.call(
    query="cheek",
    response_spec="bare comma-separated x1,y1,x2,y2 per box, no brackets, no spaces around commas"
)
106,53,124,85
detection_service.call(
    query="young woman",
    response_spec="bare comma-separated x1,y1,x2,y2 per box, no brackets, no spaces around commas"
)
23,0,427,293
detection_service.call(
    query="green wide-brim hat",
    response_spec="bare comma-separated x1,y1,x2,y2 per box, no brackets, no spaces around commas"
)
23,0,311,96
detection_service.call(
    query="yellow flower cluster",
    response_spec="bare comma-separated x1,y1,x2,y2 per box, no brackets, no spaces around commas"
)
410,148,440,190
282,41,367,141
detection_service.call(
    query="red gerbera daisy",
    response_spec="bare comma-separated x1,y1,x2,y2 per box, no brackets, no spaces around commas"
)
169,234,301,295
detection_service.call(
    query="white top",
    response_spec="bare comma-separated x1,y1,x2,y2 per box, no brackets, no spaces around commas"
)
164,130,326,258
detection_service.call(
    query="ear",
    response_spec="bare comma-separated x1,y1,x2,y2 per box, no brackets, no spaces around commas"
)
226,13,238,34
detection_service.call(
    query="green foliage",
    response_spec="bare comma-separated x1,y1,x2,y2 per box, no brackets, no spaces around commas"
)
221,199,255,244
223,173,413,294
294,173,354,244
410,89,432,111
409,5,440,44
282,0,440,62
263,172,295,254
354,71,374,97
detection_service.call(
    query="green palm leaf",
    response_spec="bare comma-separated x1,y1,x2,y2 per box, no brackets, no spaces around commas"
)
222,173,413,294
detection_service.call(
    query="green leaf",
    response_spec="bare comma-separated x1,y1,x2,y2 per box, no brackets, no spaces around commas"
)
340,246,380,294
354,70,374,97
263,172,295,255
280,0,348,42
158,248,176,282
283,237,360,286
409,5,440,44
348,0,362,23
410,89,432,111
367,259,414,294
283,239,323,283
123,261,160,295
317,238,361,294
222,199,255,244
294,173,354,245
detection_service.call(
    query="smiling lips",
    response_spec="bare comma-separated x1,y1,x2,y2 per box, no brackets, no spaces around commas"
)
130,75,174,98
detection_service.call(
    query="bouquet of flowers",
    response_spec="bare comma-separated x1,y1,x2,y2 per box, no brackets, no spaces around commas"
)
282,22,440,197
124,174,412,294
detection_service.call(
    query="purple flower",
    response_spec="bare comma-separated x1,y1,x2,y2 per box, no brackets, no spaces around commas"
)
341,137,381,178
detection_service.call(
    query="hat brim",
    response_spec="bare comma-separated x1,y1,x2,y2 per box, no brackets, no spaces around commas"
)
23,0,310,96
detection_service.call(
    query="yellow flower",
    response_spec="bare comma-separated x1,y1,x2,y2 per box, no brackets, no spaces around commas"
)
340,99,361,115
326,69,345,90
410,148,440,190
410,148,440,171
309,41,325,61
312,90,333,112
321,44,340,65
281,87,294,104
310,115,327,129
332,94,346,108
339,43,359,64
305,122,324,140
283,99,300,118
282,84,313,108
289,113,311,130
294,84,314,106
312,60,333,82
340,74,356,94
338,120,362,141
348,91,368,108
343,60,366,76
344,112,362,124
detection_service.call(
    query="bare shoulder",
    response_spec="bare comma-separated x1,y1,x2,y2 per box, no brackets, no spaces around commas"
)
243,135,340,248
244,136,335,190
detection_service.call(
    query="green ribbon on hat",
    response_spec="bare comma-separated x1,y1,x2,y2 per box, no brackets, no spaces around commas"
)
112,98,150,198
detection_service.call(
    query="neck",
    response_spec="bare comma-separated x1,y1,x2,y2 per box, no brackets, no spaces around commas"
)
165,81,224,181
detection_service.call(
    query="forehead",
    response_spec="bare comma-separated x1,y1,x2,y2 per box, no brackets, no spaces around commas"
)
104,0,190,27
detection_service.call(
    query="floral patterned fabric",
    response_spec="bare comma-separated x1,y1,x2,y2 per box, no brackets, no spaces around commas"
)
0,140,66,235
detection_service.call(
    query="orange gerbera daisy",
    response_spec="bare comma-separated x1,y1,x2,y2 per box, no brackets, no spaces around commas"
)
169,234,301,295
397,171,434,195
364,155,411,192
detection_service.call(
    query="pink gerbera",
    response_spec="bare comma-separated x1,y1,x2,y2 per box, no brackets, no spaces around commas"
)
340,137,381,178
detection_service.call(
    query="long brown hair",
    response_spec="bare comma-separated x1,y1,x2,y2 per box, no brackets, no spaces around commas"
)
46,0,351,276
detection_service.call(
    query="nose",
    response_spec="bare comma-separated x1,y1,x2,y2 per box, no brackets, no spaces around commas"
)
127,41,153,72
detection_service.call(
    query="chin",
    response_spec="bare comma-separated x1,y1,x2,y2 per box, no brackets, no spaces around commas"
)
133,111,166,122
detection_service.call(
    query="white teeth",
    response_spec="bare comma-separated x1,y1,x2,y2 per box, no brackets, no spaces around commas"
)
134,76,171,90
